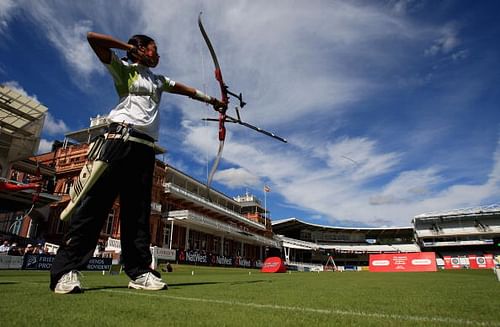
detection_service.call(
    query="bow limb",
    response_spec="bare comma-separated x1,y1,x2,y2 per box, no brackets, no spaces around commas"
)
199,12,229,190
207,140,224,189
198,13,228,104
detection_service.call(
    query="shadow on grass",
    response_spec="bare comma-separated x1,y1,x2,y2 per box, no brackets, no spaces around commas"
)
165,281,221,287
229,280,270,285
84,285,129,291
170,279,271,287
85,281,221,291
85,280,269,291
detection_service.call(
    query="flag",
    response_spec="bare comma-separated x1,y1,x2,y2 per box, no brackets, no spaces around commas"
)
264,185,271,193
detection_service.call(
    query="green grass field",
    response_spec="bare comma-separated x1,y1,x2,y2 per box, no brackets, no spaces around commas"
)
1,265,499,326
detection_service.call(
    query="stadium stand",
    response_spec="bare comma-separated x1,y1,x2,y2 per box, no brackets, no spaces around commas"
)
272,218,418,268
413,204,500,258
272,205,500,270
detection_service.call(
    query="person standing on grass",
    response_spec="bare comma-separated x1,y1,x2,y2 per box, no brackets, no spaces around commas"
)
49,31,225,294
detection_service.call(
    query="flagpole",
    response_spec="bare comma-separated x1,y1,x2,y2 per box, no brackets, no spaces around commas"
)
264,189,267,228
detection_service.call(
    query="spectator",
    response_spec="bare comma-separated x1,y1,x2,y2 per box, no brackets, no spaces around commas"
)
24,244,34,255
8,243,22,256
34,243,45,255
0,240,10,253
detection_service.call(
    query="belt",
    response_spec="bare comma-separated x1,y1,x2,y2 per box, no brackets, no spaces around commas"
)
105,123,156,148
105,133,155,148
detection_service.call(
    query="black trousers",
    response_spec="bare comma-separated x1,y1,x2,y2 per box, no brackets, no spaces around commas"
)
50,137,156,290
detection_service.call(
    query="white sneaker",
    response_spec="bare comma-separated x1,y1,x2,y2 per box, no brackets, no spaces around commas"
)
128,272,167,290
54,270,82,294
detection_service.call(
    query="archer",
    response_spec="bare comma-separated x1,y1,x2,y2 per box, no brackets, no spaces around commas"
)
49,31,225,294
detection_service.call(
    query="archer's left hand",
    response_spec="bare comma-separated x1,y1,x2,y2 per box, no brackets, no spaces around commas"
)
210,98,227,112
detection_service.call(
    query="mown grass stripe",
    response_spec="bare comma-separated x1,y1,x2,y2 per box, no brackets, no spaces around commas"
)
100,289,499,327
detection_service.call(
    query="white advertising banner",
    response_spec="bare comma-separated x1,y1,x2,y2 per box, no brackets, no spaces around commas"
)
151,247,176,261
0,255,23,269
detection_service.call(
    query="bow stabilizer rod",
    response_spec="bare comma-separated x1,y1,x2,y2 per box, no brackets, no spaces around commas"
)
203,113,287,143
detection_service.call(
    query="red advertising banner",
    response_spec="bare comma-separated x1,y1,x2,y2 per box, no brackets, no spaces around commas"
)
468,254,495,269
369,252,437,272
261,257,287,273
443,256,462,269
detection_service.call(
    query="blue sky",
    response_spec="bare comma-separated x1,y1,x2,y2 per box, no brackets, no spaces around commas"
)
1,0,499,227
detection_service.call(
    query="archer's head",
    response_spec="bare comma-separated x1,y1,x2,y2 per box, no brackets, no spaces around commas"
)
127,34,160,68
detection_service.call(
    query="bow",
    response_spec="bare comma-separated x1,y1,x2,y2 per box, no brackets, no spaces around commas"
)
198,12,229,190
198,13,287,191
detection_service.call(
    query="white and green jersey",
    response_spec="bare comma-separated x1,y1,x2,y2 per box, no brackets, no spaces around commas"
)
105,52,176,140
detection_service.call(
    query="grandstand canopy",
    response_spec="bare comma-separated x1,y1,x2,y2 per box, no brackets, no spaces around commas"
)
272,218,413,241
413,204,500,221
0,85,47,173
0,85,46,136
0,85,59,211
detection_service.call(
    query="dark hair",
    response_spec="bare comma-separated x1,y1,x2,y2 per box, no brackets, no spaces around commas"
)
126,34,155,62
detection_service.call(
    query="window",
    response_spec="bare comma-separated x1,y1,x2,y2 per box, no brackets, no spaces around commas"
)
65,179,73,194
102,209,115,235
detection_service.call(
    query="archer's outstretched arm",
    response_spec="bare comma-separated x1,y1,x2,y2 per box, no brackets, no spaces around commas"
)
170,82,226,111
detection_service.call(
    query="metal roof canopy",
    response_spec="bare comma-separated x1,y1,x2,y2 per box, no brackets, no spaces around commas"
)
0,85,46,138
0,85,47,172
272,218,413,240
413,203,500,221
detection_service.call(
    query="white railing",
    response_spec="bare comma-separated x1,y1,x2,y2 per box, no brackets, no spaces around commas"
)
276,235,320,250
320,243,420,253
168,210,278,247
164,183,266,230
414,203,500,219
415,225,500,238
105,237,121,253
422,239,494,247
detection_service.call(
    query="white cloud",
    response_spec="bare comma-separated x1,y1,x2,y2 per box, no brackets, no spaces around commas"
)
31,8,97,78
14,1,112,83
0,0,16,33
390,0,426,16
182,120,500,226
138,0,422,128
369,168,443,205
451,49,469,62
322,137,401,181
43,112,69,136
425,23,461,56
37,139,54,154
214,168,261,189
